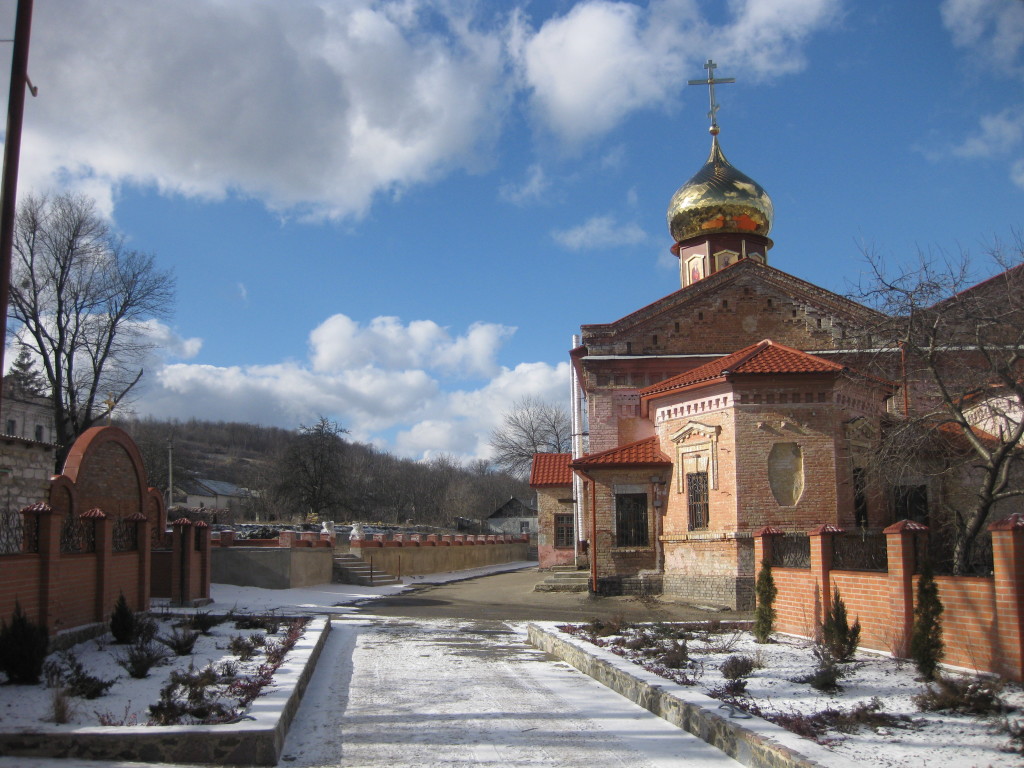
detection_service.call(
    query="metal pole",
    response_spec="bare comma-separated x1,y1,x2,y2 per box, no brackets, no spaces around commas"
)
0,0,34,413
167,438,174,508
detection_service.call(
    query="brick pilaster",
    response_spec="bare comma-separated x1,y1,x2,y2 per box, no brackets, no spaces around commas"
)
883,519,927,658
808,524,842,631
990,513,1024,682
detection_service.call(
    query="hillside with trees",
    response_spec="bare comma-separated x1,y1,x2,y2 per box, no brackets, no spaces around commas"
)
115,416,530,528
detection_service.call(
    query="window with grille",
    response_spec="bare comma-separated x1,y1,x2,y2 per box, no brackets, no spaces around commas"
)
615,493,649,547
687,471,709,530
893,485,928,525
554,514,574,548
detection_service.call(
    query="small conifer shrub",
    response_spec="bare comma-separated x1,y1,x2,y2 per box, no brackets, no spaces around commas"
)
110,593,136,644
909,559,944,680
0,602,49,684
753,559,777,643
822,587,861,661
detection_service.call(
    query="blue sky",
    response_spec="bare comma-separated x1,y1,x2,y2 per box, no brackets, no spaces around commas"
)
3,0,1022,462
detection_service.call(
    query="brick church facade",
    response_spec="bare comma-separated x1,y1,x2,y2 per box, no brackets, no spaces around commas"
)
531,67,995,609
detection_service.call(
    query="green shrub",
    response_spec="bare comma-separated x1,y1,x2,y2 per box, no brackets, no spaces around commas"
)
822,588,860,661
116,639,168,679
753,559,777,643
0,603,49,684
158,627,201,656
909,559,944,681
109,593,135,644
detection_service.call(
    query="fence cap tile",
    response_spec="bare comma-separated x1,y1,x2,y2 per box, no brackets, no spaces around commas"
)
20,502,52,514
125,512,148,522
808,523,844,535
883,519,929,533
989,512,1024,531
754,525,785,537
171,517,193,527
80,508,106,519
193,520,210,528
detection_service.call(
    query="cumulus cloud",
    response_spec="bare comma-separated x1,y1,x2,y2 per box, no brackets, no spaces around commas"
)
134,319,203,360
308,314,514,378
950,109,1024,159
128,310,567,463
552,214,647,251
513,0,840,144
11,0,508,221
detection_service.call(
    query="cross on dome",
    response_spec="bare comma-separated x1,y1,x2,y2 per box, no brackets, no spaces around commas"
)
687,59,735,135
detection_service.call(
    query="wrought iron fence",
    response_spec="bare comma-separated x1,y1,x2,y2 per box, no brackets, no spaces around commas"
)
831,532,888,572
112,517,138,552
916,529,994,577
769,534,810,568
60,512,96,554
0,509,31,554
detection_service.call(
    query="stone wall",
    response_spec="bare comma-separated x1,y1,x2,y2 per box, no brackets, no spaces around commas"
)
212,547,334,589
351,535,529,576
0,436,55,511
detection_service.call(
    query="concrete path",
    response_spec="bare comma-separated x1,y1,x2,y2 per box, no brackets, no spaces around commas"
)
279,616,740,767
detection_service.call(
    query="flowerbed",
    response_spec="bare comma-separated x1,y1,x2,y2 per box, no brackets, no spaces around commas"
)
0,610,310,730
558,618,1024,767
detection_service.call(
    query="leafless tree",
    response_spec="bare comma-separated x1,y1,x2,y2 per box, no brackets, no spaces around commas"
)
8,193,175,466
856,238,1024,573
489,395,571,478
276,416,349,522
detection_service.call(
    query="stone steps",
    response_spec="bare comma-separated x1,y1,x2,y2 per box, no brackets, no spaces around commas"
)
332,554,402,586
534,567,590,592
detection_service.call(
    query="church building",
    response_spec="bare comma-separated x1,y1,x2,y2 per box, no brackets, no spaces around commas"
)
533,61,926,609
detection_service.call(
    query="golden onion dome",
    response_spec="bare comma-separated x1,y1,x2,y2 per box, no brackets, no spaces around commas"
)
667,136,773,243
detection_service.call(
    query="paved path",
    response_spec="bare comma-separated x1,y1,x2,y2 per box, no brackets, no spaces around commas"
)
279,616,740,767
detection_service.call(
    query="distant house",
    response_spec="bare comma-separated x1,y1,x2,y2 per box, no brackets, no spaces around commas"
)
178,477,252,515
0,386,54,444
486,497,538,536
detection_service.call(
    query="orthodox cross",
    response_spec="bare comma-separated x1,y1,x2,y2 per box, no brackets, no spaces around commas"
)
103,393,117,424
688,59,734,134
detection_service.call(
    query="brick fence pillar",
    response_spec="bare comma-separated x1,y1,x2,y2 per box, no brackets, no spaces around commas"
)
808,524,842,632
83,509,111,623
22,503,58,630
883,519,927,658
171,517,195,606
754,526,783,571
990,513,1024,682
195,521,211,602
126,512,150,611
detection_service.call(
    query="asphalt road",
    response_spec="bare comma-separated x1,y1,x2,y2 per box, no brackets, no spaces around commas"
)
359,566,753,623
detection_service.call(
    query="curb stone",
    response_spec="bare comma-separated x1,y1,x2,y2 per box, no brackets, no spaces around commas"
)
527,622,859,768
0,616,332,766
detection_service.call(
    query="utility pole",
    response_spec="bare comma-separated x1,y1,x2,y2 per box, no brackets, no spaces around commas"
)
0,0,34,415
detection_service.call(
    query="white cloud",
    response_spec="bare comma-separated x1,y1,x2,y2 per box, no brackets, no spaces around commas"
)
12,0,509,221
941,0,1024,75
950,109,1024,158
126,311,568,463
135,320,203,360
552,214,647,251
308,314,513,378
939,0,1024,187
499,164,549,204
514,0,840,144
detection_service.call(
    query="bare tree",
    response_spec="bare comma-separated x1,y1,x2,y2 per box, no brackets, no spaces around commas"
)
8,193,175,465
276,416,349,522
857,239,1024,573
489,396,571,478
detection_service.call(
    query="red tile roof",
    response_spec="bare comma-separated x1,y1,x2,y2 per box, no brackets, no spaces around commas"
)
571,436,671,470
640,339,846,399
529,453,573,487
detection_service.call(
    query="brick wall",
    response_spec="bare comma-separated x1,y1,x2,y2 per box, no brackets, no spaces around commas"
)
535,485,575,569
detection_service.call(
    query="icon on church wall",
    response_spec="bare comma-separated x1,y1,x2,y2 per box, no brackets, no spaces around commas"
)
687,256,705,285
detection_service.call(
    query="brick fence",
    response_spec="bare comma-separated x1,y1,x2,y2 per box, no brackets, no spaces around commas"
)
350,533,531,577
755,515,1024,681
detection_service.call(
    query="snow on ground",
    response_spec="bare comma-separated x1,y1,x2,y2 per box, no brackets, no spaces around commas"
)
554,620,1024,768
278,616,740,767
